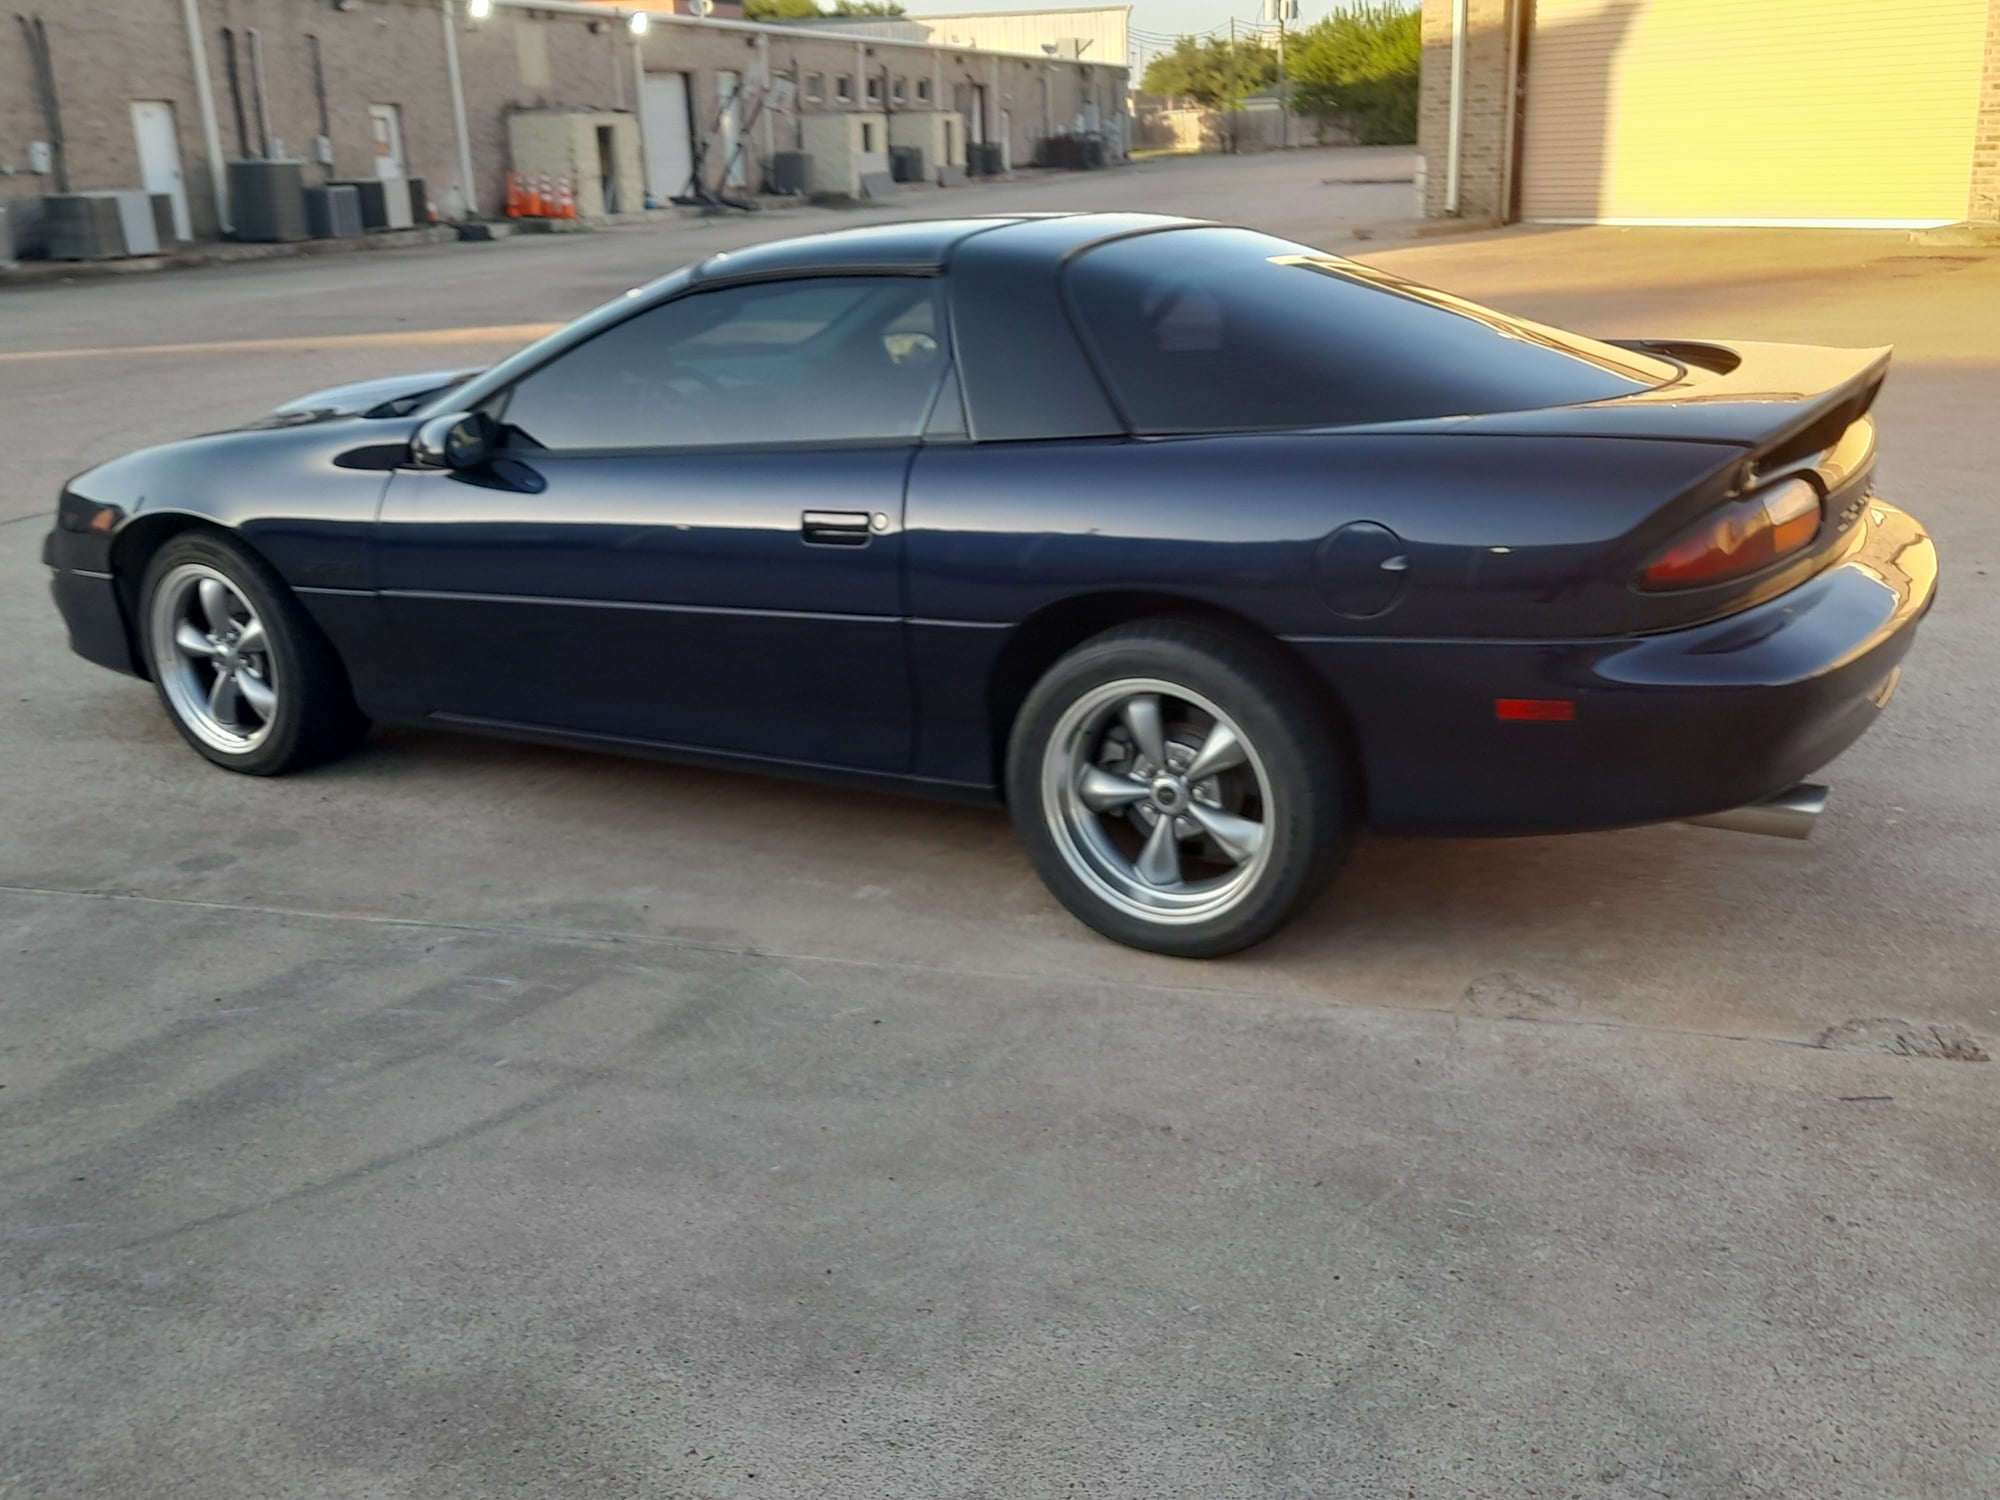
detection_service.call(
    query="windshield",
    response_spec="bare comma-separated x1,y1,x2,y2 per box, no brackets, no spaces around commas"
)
414,269,695,422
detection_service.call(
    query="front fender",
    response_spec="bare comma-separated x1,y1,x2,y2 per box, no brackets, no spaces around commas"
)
63,421,417,593
49,422,417,697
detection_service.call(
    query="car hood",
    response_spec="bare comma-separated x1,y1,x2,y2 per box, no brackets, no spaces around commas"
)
249,367,484,428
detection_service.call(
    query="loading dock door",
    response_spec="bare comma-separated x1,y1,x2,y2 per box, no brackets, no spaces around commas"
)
643,72,695,201
1520,0,1988,226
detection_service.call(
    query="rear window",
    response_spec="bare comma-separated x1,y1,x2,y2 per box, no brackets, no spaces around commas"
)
1066,227,1678,435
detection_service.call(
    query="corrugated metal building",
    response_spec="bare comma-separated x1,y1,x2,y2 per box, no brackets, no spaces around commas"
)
779,7,1131,70
1420,0,2000,228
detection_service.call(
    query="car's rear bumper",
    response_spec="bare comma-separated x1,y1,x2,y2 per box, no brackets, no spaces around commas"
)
1293,498,1936,836
46,528,142,678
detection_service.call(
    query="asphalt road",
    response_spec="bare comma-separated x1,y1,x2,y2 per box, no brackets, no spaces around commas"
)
4,150,1997,1498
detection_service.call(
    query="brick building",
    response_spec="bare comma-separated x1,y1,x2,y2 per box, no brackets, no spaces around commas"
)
1,0,1125,244
1420,0,2000,228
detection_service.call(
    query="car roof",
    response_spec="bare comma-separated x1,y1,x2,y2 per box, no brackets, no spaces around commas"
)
688,212,1204,284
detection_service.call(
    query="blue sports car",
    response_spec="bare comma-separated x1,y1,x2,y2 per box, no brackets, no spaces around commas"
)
45,214,1936,955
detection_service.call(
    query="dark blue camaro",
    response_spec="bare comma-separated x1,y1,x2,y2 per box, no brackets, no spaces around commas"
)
46,214,1936,954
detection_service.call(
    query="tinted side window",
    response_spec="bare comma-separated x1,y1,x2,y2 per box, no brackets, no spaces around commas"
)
501,277,949,452
1066,228,1676,435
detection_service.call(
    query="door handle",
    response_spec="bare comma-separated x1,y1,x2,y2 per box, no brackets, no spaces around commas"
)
801,509,873,546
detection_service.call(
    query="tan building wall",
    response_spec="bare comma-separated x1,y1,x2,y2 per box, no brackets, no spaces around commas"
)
640,24,1117,191
1977,0,2000,220
1416,0,1518,222
1,0,631,237
2,0,214,221
0,0,1125,244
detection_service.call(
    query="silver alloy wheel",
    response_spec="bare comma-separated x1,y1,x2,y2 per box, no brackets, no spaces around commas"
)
147,562,278,755
1041,676,1274,926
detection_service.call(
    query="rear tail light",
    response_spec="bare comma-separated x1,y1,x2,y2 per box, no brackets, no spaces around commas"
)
1641,477,1822,590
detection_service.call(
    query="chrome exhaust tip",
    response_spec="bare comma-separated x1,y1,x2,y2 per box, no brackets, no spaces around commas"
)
1684,782,1829,841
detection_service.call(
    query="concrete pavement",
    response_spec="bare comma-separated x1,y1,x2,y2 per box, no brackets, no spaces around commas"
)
3,148,1996,1499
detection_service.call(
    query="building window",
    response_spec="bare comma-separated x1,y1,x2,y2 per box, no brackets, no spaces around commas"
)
866,75,883,103
805,72,825,103
860,121,878,153
891,77,907,104
916,78,932,104
836,75,854,103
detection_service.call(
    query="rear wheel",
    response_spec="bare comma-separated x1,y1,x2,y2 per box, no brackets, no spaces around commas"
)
1006,620,1351,957
139,532,366,775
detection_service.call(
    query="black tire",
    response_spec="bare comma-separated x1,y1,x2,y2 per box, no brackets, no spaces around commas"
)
137,530,368,775
1005,618,1352,958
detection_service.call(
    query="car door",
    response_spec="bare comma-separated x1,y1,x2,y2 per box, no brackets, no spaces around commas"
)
375,274,953,773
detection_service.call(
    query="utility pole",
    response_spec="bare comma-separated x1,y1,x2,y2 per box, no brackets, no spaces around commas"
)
1227,15,1237,155
1275,18,1285,150
1264,0,1299,148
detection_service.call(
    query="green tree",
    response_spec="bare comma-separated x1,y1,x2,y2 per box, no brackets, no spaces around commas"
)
1286,2,1420,144
1141,35,1278,109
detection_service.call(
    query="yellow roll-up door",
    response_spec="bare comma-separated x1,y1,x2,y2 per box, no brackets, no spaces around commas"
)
1520,0,1989,225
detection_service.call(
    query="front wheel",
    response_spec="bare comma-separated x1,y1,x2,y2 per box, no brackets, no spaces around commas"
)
139,532,367,775
1006,620,1352,957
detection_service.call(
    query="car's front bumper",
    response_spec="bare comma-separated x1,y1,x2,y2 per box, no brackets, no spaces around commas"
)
45,525,142,678
1294,498,1937,836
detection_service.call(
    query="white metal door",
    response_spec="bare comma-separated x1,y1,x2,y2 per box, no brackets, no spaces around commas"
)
643,72,694,200
130,101,191,242
717,71,746,187
368,104,406,181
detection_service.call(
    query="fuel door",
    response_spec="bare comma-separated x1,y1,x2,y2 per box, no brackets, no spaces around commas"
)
1315,522,1410,620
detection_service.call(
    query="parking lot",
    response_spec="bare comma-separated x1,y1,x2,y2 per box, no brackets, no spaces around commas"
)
5,149,1998,1497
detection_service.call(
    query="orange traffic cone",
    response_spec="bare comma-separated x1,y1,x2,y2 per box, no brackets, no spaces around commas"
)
503,172,522,217
538,174,554,218
557,176,577,219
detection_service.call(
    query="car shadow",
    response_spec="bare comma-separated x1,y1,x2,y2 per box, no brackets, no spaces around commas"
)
309,720,1957,1046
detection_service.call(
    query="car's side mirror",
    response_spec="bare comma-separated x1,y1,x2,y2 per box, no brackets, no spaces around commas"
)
410,410,499,471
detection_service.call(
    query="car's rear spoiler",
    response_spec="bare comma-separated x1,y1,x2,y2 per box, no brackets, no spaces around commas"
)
1431,340,1891,454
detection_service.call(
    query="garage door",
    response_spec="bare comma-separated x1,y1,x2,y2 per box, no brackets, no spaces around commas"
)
642,71,694,202
1521,0,1989,225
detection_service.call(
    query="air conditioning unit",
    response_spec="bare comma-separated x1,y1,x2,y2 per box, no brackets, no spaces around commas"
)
42,194,126,259
767,151,812,195
148,192,181,247
405,176,428,225
228,159,310,242
102,190,163,255
328,178,412,231
0,198,45,263
304,184,364,238
889,145,926,183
